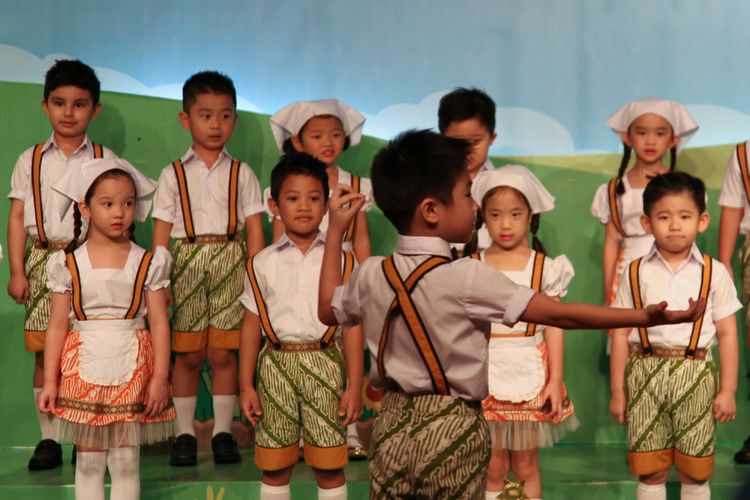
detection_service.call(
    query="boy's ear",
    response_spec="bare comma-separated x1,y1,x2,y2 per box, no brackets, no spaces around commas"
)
418,197,440,226
698,211,710,233
620,131,631,147
489,131,497,146
290,135,305,152
178,111,190,131
41,99,50,118
90,103,102,121
640,214,652,234
267,197,280,218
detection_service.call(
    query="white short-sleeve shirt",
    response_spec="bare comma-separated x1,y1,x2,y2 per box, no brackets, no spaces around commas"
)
718,141,750,235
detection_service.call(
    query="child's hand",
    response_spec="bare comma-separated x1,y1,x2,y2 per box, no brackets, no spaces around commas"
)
713,390,736,423
7,274,30,304
327,184,366,236
144,377,170,418
37,384,57,414
541,380,564,423
644,298,706,326
609,390,627,425
239,387,262,426
338,386,363,427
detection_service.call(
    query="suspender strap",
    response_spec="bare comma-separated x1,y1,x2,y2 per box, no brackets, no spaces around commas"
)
342,174,360,243
172,160,196,243
246,256,281,349
525,252,546,336
736,143,750,207
31,143,48,248
686,255,712,359
65,253,87,321
124,251,154,319
608,178,627,238
628,258,651,354
381,256,451,395
92,143,104,159
227,159,240,240
320,251,356,348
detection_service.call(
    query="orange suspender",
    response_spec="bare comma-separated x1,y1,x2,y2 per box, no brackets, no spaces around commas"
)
342,175,361,243
525,252,546,336
227,159,240,240
380,256,451,395
92,143,104,159
31,144,47,247
736,142,750,207
608,178,627,238
66,253,87,321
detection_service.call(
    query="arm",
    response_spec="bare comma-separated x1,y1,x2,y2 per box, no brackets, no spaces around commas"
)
718,206,743,279
151,219,173,251
713,314,738,423
541,302,564,422
352,212,371,262
238,309,263,424
7,199,29,304
244,213,265,257
339,324,364,426
608,328,630,424
271,217,285,244
144,289,170,417
602,221,621,304
37,292,71,413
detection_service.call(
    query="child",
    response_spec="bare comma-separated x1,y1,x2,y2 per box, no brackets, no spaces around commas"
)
37,158,175,500
610,172,740,500
268,98,371,458
151,70,265,466
591,97,698,307
470,166,579,500
6,59,116,470
717,141,750,464
238,152,362,500
439,87,498,253
318,129,706,499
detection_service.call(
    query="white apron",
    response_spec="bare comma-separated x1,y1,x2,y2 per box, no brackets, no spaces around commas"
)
73,318,144,386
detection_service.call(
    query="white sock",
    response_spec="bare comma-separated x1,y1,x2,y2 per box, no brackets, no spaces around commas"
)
681,482,710,500
173,396,197,436
75,451,107,500
107,447,140,500
485,492,502,500
637,482,666,500
34,388,55,441
260,482,291,500
318,484,347,500
212,394,236,436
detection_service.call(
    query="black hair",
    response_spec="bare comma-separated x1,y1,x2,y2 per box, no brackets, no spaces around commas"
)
65,169,138,253
44,59,101,105
371,129,471,234
182,71,237,112
438,87,496,134
270,152,329,203
642,171,706,216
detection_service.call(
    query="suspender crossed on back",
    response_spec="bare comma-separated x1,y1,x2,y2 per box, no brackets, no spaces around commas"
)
470,251,545,336
342,174,361,243
172,158,241,243
65,250,154,322
32,142,103,248
735,142,750,206
380,255,451,395
628,254,712,359
245,250,355,349
607,177,627,238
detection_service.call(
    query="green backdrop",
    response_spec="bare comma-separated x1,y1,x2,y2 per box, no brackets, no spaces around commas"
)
1,81,747,447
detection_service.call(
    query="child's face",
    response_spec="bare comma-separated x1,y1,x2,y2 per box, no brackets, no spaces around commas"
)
442,118,496,178
79,176,136,240
42,85,101,141
641,191,709,260
180,93,237,154
621,113,679,166
292,116,346,167
483,188,532,252
438,171,477,243
269,173,326,241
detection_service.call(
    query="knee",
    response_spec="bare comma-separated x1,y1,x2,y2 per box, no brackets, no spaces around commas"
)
263,467,293,486
510,451,539,479
312,467,345,489
488,449,511,481
640,469,669,485
176,351,206,372
207,347,235,370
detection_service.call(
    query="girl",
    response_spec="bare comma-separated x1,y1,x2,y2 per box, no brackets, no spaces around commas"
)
470,165,579,500
591,98,699,307
268,98,371,459
38,158,174,500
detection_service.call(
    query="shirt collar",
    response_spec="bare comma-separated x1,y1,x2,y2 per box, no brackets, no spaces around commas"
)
396,235,453,259
644,242,705,269
183,146,230,166
48,133,90,155
479,158,495,172
276,230,326,253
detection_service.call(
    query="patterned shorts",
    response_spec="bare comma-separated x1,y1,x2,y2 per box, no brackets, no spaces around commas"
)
23,245,55,352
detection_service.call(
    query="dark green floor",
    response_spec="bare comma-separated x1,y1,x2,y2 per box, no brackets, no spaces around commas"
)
0,444,748,499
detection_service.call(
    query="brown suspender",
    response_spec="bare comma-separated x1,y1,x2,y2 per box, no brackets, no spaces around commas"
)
629,254,712,359
342,174,361,243
736,142,750,207
380,256,451,395
173,158,241,243
608,177,627,238
66,253,87,321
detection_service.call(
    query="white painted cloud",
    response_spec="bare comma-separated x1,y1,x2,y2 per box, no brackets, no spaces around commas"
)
0,44,261,112
685,104,750,148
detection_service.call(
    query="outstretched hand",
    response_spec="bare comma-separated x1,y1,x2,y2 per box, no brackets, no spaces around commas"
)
327,184,366,235
644,298,706,326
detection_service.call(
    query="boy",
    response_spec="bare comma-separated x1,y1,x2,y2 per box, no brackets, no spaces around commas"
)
317,129,706,499
610,172,740,500
151,71,264,466
717,141,750,464
7,59,115,470
238,152,362,500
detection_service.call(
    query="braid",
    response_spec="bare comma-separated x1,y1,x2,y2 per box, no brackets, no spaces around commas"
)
530,213,547,254
616,144,632,195
64,204,83,254
463,211,484,257
128,223,137,243
669,145,677,171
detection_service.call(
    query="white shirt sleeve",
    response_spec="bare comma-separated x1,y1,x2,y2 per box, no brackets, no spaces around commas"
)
239,162,264,219
8,149,32,201
611,265,634,309
145,246,172,291
710,260,743,321
332,261,367,327
151,166,178,224
462,260,536,326
718,146,747,209
542,254,575,298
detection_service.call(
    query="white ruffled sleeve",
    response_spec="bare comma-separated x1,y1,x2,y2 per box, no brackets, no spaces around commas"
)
359,176,374,213
46,250,72,293
590,182,611,224
145,246,172,291
541,254,575,298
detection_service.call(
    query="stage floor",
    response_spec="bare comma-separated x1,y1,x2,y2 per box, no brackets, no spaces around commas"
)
1,443,748,499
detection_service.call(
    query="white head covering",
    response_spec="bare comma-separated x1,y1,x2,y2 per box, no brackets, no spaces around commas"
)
52,158,158,222
269,99,366,151
471,165,555,214
606,97,699,152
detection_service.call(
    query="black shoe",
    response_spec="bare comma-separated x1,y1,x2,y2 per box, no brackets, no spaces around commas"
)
71,445,76,466
169,434,197,466
211,432,241,464
28,439,62,470
735,436,750,464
